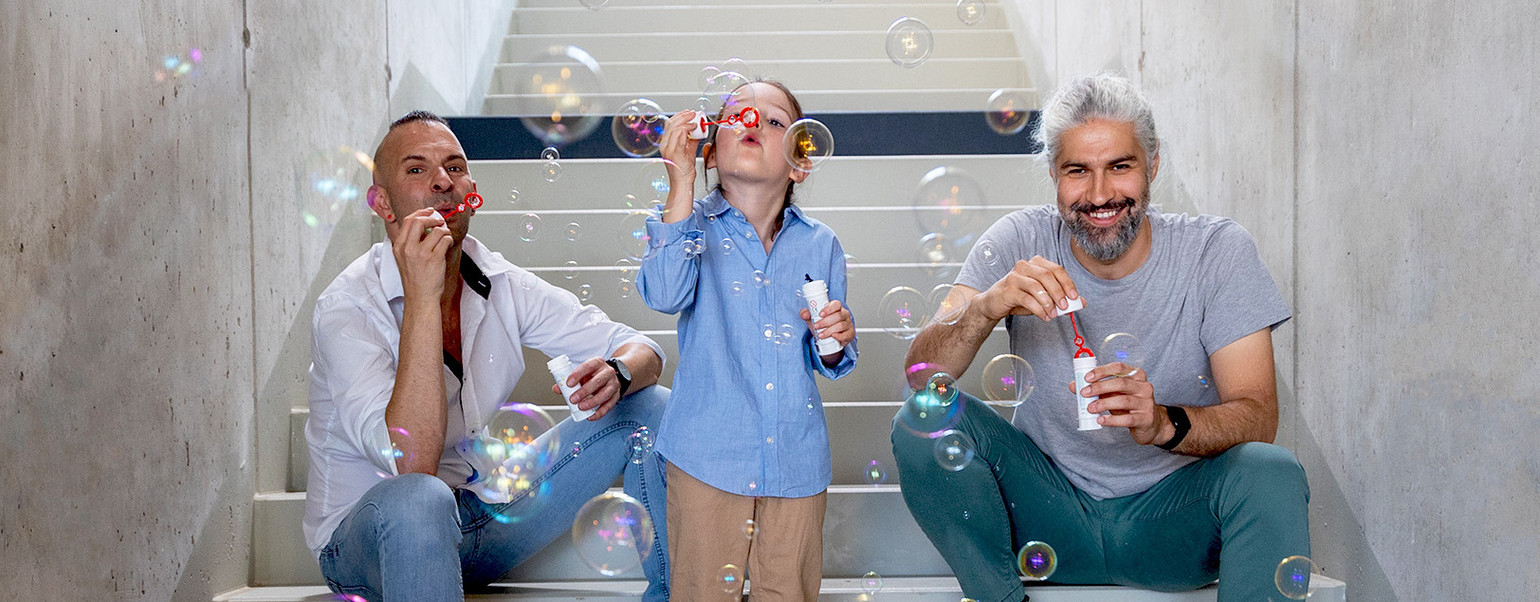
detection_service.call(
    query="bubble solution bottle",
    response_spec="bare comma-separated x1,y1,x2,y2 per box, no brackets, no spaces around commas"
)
547,355,595,421
1074,355,1102,431
801,275,845,356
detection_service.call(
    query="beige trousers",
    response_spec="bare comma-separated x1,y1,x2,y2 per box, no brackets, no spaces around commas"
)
666,463,827,601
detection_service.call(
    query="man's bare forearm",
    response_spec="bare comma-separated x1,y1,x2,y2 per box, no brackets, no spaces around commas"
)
384,299,447,474
904,301,1000,389
1166,396,1277,457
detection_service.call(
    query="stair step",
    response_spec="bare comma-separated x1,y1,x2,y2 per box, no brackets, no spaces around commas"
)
288,325,1018,493
516,0,968,7
251,486,950,586
502,29,1019,63
489,57,1028,96
486,88,1023,114
215,575,1349,601
508,5,1007,35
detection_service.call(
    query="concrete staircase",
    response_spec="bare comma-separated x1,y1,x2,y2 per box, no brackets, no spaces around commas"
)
232,1,1348,600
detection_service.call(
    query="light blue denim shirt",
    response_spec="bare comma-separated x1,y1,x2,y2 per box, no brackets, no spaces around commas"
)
638,190,857,498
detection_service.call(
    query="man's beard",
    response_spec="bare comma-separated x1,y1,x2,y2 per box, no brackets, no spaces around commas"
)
1061,190,1149,262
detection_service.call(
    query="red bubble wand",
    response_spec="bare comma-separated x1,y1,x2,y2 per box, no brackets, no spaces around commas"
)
439,192,484,220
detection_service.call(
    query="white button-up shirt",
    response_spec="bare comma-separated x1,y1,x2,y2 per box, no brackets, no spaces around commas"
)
303,235,663,556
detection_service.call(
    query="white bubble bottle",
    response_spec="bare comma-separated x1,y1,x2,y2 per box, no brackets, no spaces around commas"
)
801,275,844,356
1074,355,1102,431
548,355,595,421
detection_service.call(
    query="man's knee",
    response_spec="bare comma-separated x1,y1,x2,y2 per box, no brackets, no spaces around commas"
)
618,384,669,426
367,473,459,533
1219,442,1309,502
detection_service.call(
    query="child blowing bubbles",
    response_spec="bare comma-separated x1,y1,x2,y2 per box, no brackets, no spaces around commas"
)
637,80,858,599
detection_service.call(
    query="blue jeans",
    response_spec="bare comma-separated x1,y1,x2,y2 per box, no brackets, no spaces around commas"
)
319,385,671,602
892,393,1309,602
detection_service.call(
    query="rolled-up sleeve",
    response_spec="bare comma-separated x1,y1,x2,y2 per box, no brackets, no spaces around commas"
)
310,294,399,476
637,211,705,315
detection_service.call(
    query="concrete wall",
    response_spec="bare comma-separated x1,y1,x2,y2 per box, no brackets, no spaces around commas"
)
1005,1,1540,600
0,1,510,599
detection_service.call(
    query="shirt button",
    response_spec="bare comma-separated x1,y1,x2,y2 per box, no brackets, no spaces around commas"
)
765,382,774,391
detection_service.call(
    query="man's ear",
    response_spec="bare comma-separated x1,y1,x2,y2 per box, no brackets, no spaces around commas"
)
1149,153,1160,182
701,142,715,170
368,185,394,221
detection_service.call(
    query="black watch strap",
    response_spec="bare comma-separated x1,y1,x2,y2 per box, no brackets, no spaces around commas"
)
1156,405,1190,451
606,358,632,398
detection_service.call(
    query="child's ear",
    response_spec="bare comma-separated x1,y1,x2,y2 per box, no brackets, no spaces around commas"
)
702,142,716,170
790,164,810,184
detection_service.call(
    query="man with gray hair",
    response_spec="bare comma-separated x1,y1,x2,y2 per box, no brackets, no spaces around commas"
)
893,73,1309,601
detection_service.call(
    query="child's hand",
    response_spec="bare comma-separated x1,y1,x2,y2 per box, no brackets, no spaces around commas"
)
801,300,854,360
658,110,703,224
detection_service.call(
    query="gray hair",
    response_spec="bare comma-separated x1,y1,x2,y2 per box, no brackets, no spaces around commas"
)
1035,73,1159,174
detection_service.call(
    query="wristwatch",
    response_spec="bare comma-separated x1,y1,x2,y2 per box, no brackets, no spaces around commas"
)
1156,405,1190,451
606,358,632,398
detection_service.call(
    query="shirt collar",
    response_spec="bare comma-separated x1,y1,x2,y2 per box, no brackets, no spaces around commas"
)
703,188,809,228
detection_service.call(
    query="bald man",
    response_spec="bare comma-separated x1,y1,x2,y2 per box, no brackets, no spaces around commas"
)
303,111,671,601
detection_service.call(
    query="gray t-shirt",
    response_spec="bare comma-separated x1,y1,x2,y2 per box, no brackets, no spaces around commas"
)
956,205,1290,499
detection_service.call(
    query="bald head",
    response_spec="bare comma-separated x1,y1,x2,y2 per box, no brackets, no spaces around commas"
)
373,110,455,190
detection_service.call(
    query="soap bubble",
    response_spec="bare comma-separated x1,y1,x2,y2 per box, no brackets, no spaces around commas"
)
518,213,542,242
1197,374,1213,389
508,189,521,206
752,270,769,288
718,564,744,593
572,492,653,576
729,281,745,296
885,17,934,68
702,71,753,116
298,145,374,230
762,323,777,342
513,46,606,146
719,237,734,254
377,426,413,476
913,166,989,241
697,65,721,90
1275,555,1317,599
543,160,563,183
956,0,987,25
577,284,593,303
862,571,883,594
617,211,651,260
565,222,582,241
743,519,758,541
579,0,609,10
570,441,583,457
470,403,560,504
542,147,561,161
778,323,796,346
976,239,1002,266
627,426,654,464
918,232,952,265
563,260,579,280
986,89,1033,135
929,284,968,326
721,57,748,74
519,273,538,290
1099,333,1146,376
612,98,666,157
981,354,1035,406
862,460,889,485
898,372,963,437
933,429,976,472
624,159,670,210
1017,541,1058,580
784,118,835,173
877,286,929,340
617,278,635,298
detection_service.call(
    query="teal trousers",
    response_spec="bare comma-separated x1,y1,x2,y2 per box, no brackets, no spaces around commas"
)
891,394,1310,602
